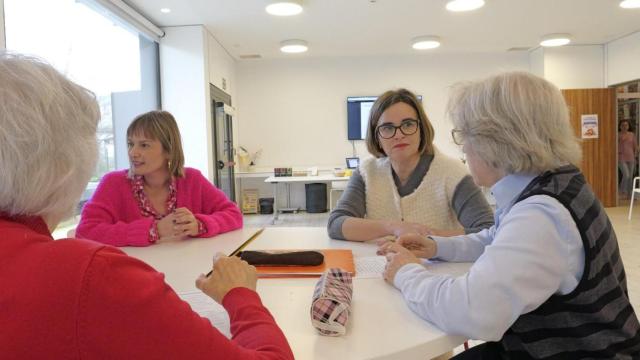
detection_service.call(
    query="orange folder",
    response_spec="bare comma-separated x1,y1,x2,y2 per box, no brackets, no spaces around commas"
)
254,249,355,278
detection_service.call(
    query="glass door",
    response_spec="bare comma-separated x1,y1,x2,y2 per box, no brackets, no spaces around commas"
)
213,102,236,200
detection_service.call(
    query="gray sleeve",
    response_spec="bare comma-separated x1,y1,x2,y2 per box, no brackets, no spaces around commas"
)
327,169,367,239
451,175,495,234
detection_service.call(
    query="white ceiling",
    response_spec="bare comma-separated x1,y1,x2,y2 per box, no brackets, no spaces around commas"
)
125,0,640,59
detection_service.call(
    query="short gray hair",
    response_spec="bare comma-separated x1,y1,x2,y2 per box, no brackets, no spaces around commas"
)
447,71,581,174
0,53,99,223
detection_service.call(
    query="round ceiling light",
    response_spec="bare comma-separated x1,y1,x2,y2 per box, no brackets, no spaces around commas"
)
280,39,308,53
446,0,485,12
412,36,441,50
160,8,171,13
620,0,640,8
266,1,303,16
540,33,571,47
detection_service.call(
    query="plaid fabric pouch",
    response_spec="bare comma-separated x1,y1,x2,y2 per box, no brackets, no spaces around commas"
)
310,268,353,336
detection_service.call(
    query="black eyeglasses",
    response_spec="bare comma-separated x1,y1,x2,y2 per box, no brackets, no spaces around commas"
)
451,128,465,145
376,119,419,139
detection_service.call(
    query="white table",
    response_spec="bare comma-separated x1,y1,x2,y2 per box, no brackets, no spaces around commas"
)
264,175,350,223
124,227,469,360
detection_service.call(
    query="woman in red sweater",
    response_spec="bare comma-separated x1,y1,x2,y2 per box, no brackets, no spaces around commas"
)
0,53,293,360
77,110,243,246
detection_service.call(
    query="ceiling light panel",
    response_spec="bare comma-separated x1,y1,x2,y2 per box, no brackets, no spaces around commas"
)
266,1,303,16
620,0,640,8
446,0,485,12
540,33,571,47
280,39,308,53
412,36,441,50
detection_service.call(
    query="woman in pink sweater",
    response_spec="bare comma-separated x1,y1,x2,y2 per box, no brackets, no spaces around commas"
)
77,110,243,246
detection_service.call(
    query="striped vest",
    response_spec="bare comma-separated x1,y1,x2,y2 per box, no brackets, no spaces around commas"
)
497,166,640,359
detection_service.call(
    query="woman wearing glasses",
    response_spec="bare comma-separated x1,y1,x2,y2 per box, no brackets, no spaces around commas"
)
379,73,640,358
328,88,494,241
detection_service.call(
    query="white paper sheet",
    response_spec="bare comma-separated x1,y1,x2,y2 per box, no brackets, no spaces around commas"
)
178,291,231,338
355,256,387,278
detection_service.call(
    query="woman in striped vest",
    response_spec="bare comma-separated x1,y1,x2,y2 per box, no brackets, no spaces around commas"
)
379,72,640,359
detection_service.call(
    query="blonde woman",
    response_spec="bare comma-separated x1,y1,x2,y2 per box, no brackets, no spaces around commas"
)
328,88,493,241
77,110,242,246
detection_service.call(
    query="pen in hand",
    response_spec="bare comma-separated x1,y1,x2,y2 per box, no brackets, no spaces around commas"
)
205,253,226,277
205,228,264,277
205,227,265,277
205,252,243,277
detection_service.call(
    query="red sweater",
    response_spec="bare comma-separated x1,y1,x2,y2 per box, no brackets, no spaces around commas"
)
0,216,293,360
77,168,243,246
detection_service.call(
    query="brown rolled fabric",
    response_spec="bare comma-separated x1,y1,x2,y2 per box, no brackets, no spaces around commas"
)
310,268,353,336
239,250,324,266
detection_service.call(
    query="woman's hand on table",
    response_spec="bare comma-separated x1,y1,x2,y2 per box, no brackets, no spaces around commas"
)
157,214,177,238
427,228,465,237
196,253,258,304
381,244,421,285
173,207,200,236
389,221,432,237
377,233,437,259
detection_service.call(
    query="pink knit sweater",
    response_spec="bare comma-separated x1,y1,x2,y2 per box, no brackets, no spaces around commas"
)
76,168,243,246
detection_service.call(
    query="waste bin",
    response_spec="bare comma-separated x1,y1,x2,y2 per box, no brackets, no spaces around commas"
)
305,183,327,213
259,197,274,214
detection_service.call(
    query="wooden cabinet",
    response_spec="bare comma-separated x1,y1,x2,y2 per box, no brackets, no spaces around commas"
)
562,88,616,207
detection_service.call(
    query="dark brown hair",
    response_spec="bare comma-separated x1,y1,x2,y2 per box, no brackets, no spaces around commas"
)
365,88,434,158
619,119,633,132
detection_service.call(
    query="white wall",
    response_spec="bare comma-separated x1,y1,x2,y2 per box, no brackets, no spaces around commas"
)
160,26,211,178
206,31,236,99
606,31,640,86
529,47,544,77
542,45,604,89
236,52,529,169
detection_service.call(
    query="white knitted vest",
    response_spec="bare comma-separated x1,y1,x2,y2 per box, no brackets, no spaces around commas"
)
360,148,468,230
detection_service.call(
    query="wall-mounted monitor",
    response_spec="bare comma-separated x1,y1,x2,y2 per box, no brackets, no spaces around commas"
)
347,96,376,140
347,95,422,140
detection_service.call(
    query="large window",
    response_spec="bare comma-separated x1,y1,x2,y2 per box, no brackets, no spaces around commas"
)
4,0,160,214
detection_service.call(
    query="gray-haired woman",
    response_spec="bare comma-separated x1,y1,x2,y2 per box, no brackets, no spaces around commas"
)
379,72,640,359
0,53,293,359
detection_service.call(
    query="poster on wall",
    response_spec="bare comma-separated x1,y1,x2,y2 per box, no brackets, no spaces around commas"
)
581,114,599,139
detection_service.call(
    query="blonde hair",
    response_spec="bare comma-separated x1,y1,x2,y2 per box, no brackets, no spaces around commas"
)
127,110,185,178
0,52,99,222
447,71,582,174
365,88,435,158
